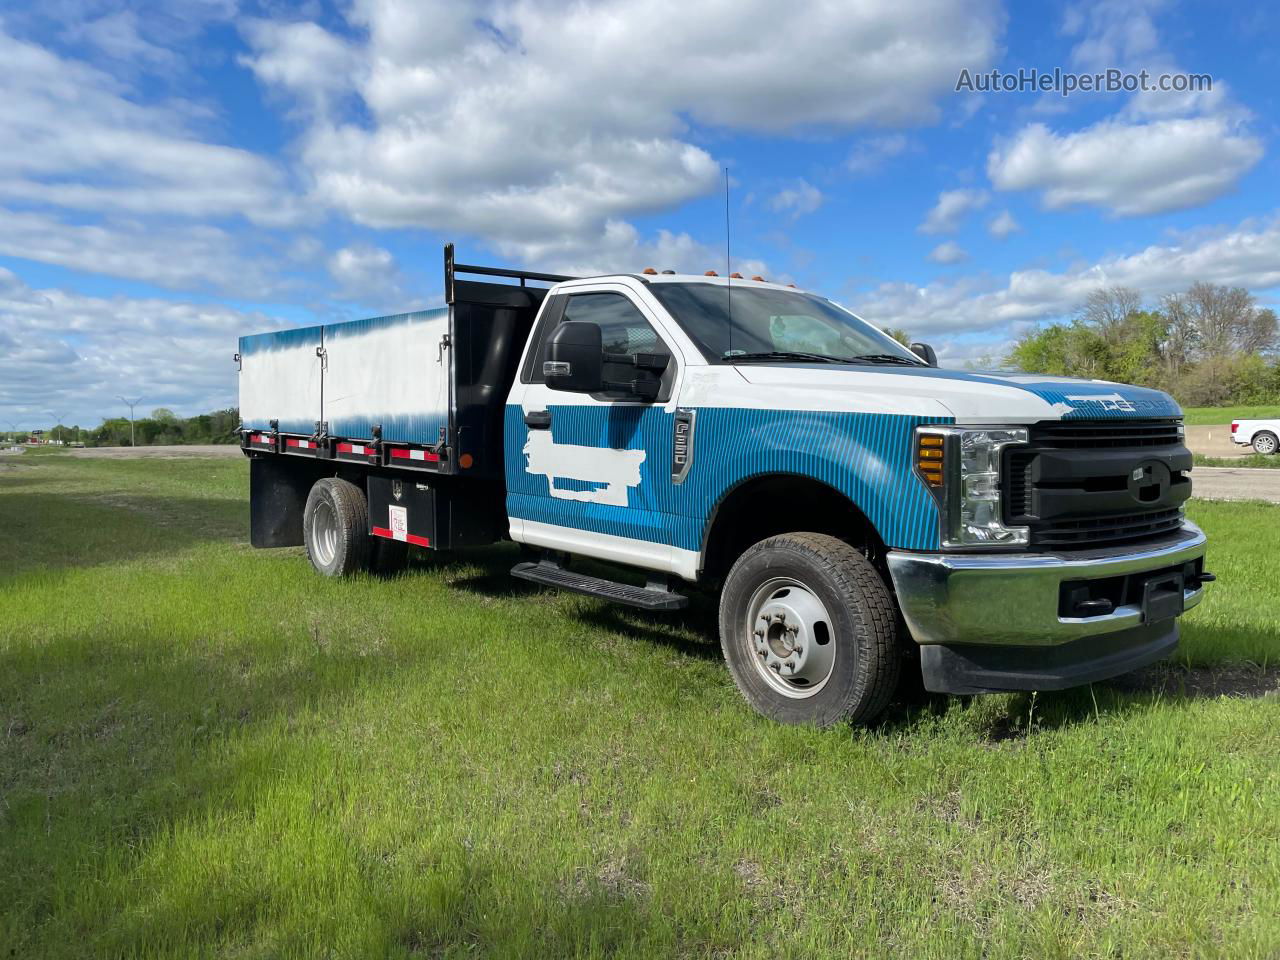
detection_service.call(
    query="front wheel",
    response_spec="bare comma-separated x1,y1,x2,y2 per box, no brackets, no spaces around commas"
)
718,533,901,726
1253,431,1277,456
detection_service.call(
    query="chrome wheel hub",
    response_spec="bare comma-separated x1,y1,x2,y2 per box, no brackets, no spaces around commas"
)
745,577,836,698
312,500,338,566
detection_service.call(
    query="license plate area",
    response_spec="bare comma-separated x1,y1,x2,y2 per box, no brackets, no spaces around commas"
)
1142,571,1185,623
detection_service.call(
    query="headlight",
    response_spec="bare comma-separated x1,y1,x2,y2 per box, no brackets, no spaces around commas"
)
915,426,1030,548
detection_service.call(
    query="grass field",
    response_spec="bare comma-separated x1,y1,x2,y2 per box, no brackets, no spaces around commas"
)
1181,405,1279,426
2,450,1278,958
1195,453,1280,469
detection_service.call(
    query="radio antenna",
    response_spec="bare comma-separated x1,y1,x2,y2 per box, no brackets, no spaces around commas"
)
724,166,733,357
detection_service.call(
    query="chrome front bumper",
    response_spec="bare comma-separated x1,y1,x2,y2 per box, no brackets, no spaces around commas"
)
886,522,1207,648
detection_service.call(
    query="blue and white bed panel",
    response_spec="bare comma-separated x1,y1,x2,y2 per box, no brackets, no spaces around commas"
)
322,309,450,445
239,326,323,435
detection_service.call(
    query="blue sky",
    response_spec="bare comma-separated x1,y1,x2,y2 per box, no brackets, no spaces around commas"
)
1,0,1278,429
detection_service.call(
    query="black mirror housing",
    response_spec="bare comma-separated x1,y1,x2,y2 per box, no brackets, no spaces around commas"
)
545,321,604,393
910,341,938,366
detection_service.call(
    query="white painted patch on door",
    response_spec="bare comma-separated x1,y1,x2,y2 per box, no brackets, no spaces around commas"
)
523,431,646,507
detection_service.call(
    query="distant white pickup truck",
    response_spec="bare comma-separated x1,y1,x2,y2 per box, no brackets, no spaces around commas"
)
1231,418,1279,455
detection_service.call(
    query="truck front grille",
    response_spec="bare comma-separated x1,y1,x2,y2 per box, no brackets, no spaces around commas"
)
1029,507,1185,547
1003,419,1190,549
1025,419,1183,448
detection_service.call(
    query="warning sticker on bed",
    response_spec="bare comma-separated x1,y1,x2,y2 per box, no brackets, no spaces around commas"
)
388,505,408,542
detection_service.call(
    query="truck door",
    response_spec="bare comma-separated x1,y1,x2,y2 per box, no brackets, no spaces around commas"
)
506,286,686,574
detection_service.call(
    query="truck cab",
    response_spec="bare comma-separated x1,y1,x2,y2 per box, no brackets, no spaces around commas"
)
238,247,1210,726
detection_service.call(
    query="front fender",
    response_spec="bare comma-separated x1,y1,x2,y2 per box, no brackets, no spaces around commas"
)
686,408,952,552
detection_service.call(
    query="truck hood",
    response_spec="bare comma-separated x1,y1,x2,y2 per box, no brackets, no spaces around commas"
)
728,365,1181,423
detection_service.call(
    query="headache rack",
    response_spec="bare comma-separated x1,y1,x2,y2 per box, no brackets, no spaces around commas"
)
1004,419,1191,549
239,244,578,480
444,243,576,304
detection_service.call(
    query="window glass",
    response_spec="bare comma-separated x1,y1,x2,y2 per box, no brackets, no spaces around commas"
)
529,292,671,384
647,282,918,364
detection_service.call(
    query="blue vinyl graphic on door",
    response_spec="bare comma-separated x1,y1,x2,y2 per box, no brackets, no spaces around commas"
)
505,404,953,553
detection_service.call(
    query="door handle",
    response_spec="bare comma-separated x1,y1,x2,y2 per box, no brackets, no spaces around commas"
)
524,410,552,430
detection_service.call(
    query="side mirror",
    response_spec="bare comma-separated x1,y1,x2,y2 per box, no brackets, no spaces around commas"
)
544,320,604,393
910,341,938,367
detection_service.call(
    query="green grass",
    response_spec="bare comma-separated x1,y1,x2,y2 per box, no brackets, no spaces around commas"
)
1181,405,1280,426
2,455,1278,958
1195,453,1280,469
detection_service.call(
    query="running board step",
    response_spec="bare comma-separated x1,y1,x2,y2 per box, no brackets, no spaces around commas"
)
510,560,688,611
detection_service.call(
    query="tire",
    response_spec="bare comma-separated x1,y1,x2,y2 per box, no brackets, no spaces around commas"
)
303,477,370,577
1253,431,1278,456
718,533,901,727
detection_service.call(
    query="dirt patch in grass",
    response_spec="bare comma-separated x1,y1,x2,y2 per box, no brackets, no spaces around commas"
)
1110,662,1280,700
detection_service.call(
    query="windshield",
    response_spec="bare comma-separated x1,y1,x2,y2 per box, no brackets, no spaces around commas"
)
647,282,921,364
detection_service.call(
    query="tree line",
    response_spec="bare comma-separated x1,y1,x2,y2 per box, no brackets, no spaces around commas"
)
1006,282,1279,406
6,408,241,446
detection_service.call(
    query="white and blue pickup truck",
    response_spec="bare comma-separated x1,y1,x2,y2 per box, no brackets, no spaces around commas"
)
238,245,1211,726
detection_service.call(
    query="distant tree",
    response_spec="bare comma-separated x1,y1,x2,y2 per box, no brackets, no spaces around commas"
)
883,327,912,347
1172,283,1278,360
1078,286,1143,344
1010,280,1279,406
151,407,178,422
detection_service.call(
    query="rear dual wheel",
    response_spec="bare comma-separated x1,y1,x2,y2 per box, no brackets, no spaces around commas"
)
719,533,901,727
303,477,408,577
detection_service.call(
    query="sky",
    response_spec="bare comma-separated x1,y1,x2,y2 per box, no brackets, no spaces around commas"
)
1,0,1278,430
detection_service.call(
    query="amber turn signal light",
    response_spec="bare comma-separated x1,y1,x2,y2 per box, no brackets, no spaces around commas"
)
916,432,945,487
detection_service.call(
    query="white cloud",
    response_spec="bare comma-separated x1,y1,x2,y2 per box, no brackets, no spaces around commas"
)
238,19,361,113
63,10,177,66
927,241,969,264
846,134,909,175
853,214,1280,348
919,189,988,234
242,0,1003,259
326,243,422,310
987,209,1021,238
0,268,282,428
990,0,1262,218
767,180,824,219
487,219,773,280
0,209,284,297
0,29,304,227
987,117,1263,216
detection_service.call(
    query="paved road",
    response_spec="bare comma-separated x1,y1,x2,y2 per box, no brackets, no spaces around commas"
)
66,444,243,459
1192,465,1280,503
1185,424,1246,459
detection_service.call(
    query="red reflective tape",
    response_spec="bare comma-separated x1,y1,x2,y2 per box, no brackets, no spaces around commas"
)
337,442,371,455
285,438,313,449
389,447,440,462
371,526,430,548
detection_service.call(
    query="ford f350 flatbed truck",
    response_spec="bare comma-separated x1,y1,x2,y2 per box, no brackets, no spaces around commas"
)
238,245,1212,725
